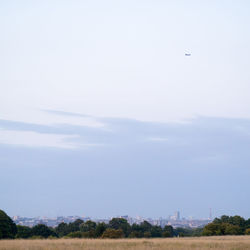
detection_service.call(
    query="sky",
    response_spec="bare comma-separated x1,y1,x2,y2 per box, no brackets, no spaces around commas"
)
0,0,250,219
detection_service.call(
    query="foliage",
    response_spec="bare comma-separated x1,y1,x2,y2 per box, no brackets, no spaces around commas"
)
95,222,107,237
150,225,162,237
55,219,84,237
108,218,131,237
163,225,174,237
128,231,143,238
1,209,250,240
0,210,17,239
66,231,84,238
67,219,84,233
16,225,32,238
129,221,153,238
174,227,202,237
202,215,248,236
80,220,96,232
101,228,124,238
31,224,57,238
55,222,70,237
143,231,152,238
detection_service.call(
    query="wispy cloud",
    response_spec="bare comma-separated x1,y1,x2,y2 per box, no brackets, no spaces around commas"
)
147,137,168,142
1,110,250,152
0,129,79,149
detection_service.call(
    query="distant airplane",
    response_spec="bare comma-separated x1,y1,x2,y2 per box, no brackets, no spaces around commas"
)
185,53,191,56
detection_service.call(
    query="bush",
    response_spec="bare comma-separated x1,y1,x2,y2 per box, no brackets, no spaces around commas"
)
224,224,242,235
163,225,174,237
128,231,143,238
95,223,107,237
16,225,32,238
66,231,84,238
202,223,222,236
48,235,58,239
143,232,151,238
102,229,124,238
245,228,250,235
55,222,70,237
80,220,96,232
202,218,245,236
31,224,57,238
108,218,131,237
30,235,44,239
150,226,162,237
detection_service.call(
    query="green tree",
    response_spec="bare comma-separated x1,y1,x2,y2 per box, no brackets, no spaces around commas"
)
150,225,162,237
130,221,153,238
16,225,32,238
205,215,246,236
68,219,84,232
0,210,17,239
224,224,241,235
245,219,250,229
202,223,222,236
130,223,144,237
109,218,131,237
220,215,230,224
203,222,243,236
95,222,107,238
55,222,70,237
162,225,174,237
31,224,57,238
80,220,96,232
229,216,245,228
140,221,152,233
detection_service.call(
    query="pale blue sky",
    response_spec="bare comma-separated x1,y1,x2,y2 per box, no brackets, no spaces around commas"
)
0,1,250,218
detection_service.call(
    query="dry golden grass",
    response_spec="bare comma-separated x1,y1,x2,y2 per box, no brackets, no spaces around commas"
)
0,236,250,250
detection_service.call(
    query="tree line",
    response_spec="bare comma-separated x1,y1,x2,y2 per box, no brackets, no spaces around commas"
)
202,215,250,236
1,209,250,239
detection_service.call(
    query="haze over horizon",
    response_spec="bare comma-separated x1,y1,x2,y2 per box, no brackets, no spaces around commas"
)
1,1,250,219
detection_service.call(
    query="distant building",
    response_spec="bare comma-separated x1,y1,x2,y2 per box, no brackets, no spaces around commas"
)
174,211,180,221
170,211,180,221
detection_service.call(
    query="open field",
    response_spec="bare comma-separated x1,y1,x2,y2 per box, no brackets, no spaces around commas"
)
1,236,250,250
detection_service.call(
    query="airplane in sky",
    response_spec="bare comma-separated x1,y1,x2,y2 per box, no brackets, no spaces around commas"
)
185,53,191,56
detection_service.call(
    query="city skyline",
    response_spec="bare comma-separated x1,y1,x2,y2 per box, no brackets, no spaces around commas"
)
11,211,212,229
9,208,224,222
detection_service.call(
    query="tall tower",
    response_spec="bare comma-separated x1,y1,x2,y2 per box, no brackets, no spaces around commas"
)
209,208,212,220
174,211,180,220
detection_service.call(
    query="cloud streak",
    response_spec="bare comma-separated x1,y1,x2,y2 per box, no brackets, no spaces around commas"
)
1,110,250,218
1,110,250,154
0,129,79,149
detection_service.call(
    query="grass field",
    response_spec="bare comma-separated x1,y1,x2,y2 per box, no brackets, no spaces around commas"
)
1,236,250,250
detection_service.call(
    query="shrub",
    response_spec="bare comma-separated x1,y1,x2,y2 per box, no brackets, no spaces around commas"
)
16,225,32,238
128,231,143,238
224,224,242,235
31,224,57,238
102,228,124,238
66,231,84,238
30,235,44,239
143,232,152,238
